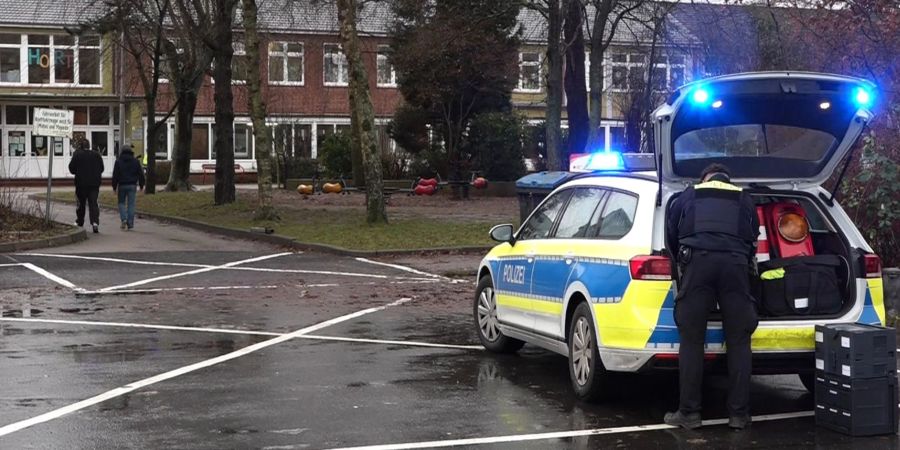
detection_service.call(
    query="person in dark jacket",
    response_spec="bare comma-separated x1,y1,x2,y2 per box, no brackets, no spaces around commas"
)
112,145,145,231
68,137,104,233
663,163,760,431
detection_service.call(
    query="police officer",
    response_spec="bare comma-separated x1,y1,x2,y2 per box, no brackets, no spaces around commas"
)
663,163,759,430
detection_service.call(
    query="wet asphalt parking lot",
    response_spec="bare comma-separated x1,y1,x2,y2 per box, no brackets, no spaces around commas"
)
1,249,899,449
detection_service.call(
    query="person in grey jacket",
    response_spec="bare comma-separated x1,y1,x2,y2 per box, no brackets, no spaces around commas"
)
112,146,145,231
68,137,104,233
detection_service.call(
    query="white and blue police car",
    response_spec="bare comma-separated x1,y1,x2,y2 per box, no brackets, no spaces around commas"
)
474,72,886,401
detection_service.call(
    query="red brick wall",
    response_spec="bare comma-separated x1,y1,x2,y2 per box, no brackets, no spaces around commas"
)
132,34,402,119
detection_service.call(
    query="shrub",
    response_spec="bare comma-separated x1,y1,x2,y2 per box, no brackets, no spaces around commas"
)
283,157,320,179
318,133,353,179
465,111,528,181
154,161,171,185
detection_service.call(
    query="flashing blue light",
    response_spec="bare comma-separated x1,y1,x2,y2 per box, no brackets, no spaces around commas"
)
691,87,710,105
853,87,873,107
585,151,624,171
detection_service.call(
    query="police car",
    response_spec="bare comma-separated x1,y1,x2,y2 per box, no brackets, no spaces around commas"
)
474,72,886,401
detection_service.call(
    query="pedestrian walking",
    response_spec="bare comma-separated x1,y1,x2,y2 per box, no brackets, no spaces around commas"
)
68,137,104,233
112,145,145,231
663,163,760,430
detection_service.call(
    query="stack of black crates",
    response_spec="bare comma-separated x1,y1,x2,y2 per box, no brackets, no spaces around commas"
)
814,323,899,436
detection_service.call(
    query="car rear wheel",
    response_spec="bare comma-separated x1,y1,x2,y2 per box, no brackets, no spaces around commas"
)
474,276,524,353
568,302,607,402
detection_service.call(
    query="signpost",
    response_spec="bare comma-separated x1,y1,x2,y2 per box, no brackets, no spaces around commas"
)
32,108,74,224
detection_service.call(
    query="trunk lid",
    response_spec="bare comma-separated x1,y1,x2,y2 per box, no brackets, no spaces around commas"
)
654,72,876,190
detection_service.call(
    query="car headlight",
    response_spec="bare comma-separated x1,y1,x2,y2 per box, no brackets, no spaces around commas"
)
777,212,810,243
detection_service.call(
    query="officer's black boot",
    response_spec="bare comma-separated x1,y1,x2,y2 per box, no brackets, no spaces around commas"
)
728,415,751,430
664,410,702,429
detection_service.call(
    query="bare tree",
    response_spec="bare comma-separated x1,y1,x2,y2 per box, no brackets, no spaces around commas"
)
337,0,387,223
242,0,278,219
564,0,589,156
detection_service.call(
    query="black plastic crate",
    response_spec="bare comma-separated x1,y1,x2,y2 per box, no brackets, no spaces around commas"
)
815,324,897,379
814,374,899,436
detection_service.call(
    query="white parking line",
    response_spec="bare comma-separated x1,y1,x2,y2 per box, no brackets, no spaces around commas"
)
15,253,212,268
21,263,82,291
0,263,23,268
326,411,814,450
76,285,280,296
0,297,411,437
98,252,293,292
355,258,458,283
0,317,483,351
298,335,483,350
0,317,283,337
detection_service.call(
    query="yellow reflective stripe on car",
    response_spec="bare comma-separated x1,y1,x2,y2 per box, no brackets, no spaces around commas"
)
751,327,815,350
760,268,785,280
495,293,532,311
868,278,886,325
594,280,672,349
531,299,564,315
695,180,742,191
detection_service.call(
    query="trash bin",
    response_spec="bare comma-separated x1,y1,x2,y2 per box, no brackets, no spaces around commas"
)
515,171,577,224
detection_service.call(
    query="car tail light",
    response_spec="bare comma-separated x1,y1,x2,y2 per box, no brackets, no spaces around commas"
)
630,255,671,280
863,254,882,278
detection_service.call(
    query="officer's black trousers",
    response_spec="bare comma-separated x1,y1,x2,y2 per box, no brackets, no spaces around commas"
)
675,250,759,418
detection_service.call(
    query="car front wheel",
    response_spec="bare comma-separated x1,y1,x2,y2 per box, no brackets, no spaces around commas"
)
568,301,607,402
474,276,524,353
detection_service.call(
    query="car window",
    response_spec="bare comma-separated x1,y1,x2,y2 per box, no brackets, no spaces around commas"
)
554,188,606,239
590,191,638,239
518,189,572,240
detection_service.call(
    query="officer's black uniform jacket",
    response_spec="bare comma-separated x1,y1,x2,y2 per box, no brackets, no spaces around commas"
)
665,179,759,259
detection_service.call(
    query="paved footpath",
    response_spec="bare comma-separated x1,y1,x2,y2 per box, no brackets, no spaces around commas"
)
15,186,267,253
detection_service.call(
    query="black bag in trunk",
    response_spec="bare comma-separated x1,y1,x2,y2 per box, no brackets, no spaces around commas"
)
758,255,843,316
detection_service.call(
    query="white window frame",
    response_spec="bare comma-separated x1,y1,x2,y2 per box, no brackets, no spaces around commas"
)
609,52,644,93
268,41,304,86
650,54,686,92
323,43,348,87
0,34,103,87
376,45,396,88
516,51,542,93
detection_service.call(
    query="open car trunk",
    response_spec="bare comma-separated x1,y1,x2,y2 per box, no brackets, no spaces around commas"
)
749,190,856,319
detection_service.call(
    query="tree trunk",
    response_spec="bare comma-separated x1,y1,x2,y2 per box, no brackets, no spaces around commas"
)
337,0,387,224
212,2,236,205
545,0,565,171
588,6,610,149
166,86,200,191
564,0,589,156
242,0,278,220
145,102,159,194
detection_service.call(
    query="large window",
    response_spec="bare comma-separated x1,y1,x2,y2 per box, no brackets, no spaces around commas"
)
323,44,348,86
268,42,304,84
234,123,252,158
0,33,20,82
650,54,685,92
610,53,644,92
0,34,101,85
517,52,541,92
376,45,395,87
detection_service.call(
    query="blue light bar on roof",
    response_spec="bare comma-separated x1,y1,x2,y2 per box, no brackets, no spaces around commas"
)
853,86,873,107
584,151,624,171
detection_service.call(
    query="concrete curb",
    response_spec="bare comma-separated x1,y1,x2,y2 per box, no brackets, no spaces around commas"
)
0,223,86,253
41,196,493,257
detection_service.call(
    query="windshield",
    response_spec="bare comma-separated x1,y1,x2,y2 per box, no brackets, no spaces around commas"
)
675,125,837,161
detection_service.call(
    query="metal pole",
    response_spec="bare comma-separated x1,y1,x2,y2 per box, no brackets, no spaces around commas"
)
118,29,126,151
45,139,53,224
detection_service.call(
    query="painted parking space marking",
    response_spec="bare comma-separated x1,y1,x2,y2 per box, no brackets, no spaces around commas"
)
355,257,453,281
0,317,283,337
76,285,280,296
298,334,483,350
326,411,815,450
98,252,294,292
0,317,483,351
20,263,83,291
0,263,23,268
15,252,214,268
0,297,411,437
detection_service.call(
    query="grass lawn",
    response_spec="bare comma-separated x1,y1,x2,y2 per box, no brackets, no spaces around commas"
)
52,190,515,251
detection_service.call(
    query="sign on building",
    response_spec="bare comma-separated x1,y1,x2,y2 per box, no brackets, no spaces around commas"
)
33,108,74,139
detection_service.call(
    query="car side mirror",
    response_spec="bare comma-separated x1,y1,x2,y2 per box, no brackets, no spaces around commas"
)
490,224,515,244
